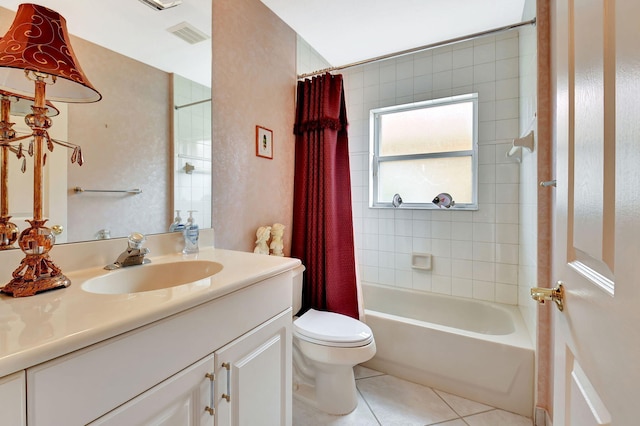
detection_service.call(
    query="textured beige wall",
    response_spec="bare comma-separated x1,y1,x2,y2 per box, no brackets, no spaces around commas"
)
212,0,297,253
535,0,554,419
67,37,171,242
0,6,171,243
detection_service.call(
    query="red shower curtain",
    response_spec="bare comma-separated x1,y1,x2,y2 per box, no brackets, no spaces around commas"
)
291,73,359,319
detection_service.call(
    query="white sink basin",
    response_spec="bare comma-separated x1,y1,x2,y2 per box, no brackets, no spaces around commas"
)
81,260,223,295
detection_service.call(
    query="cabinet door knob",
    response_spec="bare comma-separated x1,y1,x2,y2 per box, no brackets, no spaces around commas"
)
221,362,231,402
204,372,215,416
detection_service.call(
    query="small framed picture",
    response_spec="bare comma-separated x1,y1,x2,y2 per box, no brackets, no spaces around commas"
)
256,126,273,159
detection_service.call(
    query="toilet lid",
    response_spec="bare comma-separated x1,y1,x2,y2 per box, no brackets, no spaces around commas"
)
293,309,374,348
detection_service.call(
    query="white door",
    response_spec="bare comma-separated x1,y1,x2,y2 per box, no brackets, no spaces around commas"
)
551,0,640,424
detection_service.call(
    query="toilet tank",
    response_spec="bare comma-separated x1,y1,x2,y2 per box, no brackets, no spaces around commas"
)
292,265,305,315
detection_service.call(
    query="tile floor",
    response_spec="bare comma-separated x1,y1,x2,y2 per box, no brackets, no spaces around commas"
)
292,366,533,426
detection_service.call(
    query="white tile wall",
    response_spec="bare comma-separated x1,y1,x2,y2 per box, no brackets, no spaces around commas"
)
173,74,212,230
517,7,538,343
344,31,522,305
297,35,331,75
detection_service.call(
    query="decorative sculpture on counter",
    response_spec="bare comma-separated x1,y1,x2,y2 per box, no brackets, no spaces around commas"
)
432,192,455,209
254,225,271,255
269,223,285,256
0,4,101,297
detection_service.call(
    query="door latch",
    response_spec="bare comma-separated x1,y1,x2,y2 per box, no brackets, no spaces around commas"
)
531,282,565,311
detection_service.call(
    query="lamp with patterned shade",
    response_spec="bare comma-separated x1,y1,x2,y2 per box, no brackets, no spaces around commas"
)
0,90,59,251
0,3,101,297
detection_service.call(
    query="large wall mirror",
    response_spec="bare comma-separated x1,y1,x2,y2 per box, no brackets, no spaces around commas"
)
0,0,211,244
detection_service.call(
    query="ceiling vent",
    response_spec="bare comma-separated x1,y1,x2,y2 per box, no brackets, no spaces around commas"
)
167,22,210,44
138,0,183,11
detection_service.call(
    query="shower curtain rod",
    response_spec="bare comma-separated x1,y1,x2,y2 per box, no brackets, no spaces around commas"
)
297,18,536,79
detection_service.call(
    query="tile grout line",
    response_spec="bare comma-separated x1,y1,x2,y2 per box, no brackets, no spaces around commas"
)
355,372,385,425
422,389,464,426
353,368,532,425
355,385,384,425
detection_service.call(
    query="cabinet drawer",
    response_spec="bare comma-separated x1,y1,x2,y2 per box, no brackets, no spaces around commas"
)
27,273,291,426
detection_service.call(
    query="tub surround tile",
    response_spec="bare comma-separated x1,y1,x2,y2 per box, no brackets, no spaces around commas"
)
378,268,395,286
394,270,413,289
344,32,524,308
432,274,452,295
453,47,474,68
496,77,520,99
412,237,430,253
411,271,432,291
451,241,473,260
495,282,518,305
473,279,496,301
451,278,473,298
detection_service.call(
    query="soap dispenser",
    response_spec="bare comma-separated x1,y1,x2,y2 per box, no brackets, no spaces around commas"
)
169,210,185,232
182,210,199,254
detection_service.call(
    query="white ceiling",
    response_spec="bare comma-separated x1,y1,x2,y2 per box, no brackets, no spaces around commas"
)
260,0,527,66
0,0,212,87
0,1,526,85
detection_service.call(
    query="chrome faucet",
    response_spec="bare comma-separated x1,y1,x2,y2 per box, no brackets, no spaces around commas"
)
105,232,150,270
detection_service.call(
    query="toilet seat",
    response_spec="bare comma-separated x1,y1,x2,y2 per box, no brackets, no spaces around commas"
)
293,309,373,348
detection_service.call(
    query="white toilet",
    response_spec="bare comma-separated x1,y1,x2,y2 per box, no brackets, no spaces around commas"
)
291,265,376,415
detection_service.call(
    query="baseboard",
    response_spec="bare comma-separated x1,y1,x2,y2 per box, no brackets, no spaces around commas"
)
535,406,552,426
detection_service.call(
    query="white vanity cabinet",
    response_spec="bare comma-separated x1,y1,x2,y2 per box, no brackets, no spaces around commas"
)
24,271,293,426
91,353,217,425
214,310,291,426
0,371,26,426
92,310,291,426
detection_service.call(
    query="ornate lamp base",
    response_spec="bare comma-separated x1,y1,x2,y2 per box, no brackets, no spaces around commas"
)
1,219,70,297
0,216,18,250
1,270,70,297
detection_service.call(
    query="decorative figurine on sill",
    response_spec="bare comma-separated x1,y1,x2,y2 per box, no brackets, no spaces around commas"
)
432,192,455,208
270,223,285,256
254,225,271,255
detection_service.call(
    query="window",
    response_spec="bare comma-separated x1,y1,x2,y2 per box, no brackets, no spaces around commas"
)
369,93,478,209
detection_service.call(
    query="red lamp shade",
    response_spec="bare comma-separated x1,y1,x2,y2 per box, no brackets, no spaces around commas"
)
0,3,101,103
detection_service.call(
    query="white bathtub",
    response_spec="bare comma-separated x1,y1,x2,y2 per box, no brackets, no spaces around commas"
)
361,284,534,417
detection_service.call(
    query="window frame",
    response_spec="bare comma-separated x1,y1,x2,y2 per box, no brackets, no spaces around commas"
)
369,93,479,210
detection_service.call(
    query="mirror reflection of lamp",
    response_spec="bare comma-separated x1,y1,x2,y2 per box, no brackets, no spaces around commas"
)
0,90,60,251
0,3,101,297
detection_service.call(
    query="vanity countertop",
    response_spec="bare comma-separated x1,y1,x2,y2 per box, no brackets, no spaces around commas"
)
0,247,300,378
